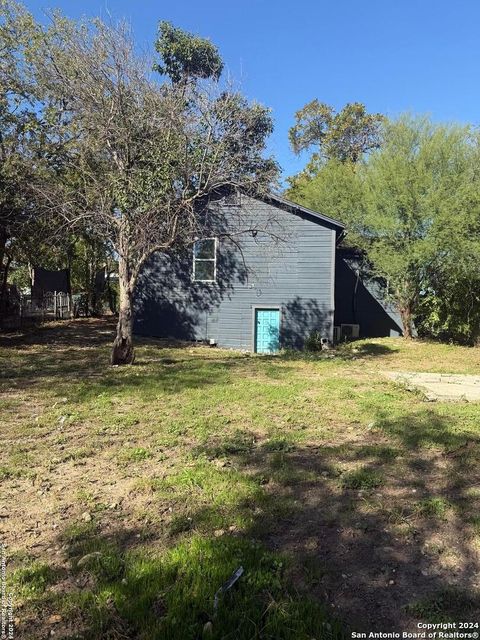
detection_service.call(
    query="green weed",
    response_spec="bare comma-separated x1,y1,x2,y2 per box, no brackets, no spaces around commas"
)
341,467,383,490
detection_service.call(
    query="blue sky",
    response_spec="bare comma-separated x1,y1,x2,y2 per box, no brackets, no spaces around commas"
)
24,0,480,181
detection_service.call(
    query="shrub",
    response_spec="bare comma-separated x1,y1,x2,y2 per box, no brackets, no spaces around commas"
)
304,331,324,352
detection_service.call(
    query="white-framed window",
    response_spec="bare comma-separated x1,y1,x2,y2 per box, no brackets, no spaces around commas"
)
193,238,217,282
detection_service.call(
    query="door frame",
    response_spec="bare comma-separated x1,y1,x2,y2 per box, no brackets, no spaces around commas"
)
252,305,282,353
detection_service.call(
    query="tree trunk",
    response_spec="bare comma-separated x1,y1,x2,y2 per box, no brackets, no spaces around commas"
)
111,265,135,365
399,304,414,339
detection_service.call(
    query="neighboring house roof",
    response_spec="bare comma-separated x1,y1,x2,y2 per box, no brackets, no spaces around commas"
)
263,193,346,236
31,267,71,296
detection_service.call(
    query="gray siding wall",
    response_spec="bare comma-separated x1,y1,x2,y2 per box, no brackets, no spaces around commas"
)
134,195,336,350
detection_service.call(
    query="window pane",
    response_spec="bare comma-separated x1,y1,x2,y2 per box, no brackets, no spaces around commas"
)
194,239,215,259
194,260,215,281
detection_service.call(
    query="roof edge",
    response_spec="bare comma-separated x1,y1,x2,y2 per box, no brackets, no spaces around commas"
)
261,193,346,232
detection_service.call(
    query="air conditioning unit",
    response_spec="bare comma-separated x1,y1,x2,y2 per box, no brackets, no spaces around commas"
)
333,326,341,342
340,323,360,339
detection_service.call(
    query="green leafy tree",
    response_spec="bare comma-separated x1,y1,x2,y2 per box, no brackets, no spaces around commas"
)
0,0,34,308
68,232,116,316
414,133,480,344
286,159,363,233
154,21,223,84
360,116,480,338
287,115,480,341
0,0,62,315
289,100,384,165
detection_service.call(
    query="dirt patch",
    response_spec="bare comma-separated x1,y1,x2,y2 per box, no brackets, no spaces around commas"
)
263,442,480,631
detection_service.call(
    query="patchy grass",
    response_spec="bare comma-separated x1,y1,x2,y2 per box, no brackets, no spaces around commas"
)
1,320,479,637
59,534,344,640
340,467,384,491
338,337,480,374
415,497,452,519
154,458,272,534
406,587,480,623
0,465,23,481
117,446,153,464
12,562,61,598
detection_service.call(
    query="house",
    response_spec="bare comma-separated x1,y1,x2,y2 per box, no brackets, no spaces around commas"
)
134,192,402,352
335,247,403,339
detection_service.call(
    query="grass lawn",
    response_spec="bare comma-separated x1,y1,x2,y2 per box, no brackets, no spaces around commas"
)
1,318,479,639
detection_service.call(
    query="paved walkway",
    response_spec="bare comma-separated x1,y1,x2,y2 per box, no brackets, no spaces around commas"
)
384,371,480,401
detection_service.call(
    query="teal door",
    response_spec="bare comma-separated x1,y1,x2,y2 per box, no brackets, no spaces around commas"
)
255,308,280,353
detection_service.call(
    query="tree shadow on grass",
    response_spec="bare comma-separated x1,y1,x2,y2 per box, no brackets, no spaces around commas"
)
377,407,478,449
172,409,480,631
0,318,256,398
14,409,480,639
15,518,346,640
0,318,401,400
5,322,479,635
278,340,398,363
0,317,117,349
348,342,398,357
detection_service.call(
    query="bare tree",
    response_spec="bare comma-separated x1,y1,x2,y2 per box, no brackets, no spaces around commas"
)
11,9,279,363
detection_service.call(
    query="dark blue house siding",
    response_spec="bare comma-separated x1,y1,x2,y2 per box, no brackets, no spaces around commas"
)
134,195,339,350
334,254,403,338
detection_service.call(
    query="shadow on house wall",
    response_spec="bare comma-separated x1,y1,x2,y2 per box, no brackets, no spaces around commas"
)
134,240,248,341
335,254,403,338
282,297,330,349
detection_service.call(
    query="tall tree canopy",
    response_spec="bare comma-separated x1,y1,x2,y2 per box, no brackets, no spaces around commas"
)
289,100,384,164
154,21,223,83
1,4,278,362
0,0,67,314
287,115,480,341
360,116,480,338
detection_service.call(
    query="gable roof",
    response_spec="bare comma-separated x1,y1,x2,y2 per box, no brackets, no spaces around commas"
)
262,193,346,236
209,186,346,238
